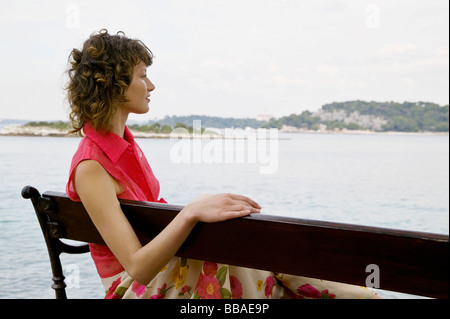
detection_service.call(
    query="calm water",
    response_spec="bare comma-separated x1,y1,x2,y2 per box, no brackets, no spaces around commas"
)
0,133,448,299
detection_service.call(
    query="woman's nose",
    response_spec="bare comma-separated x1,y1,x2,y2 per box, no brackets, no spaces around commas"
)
147,78,155,92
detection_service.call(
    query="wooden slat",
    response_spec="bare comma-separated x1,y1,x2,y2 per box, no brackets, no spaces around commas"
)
44,191,449,299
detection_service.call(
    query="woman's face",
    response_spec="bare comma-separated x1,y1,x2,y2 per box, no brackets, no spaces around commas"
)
124,61,155,114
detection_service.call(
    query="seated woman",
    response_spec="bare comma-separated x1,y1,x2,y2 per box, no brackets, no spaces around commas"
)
65,29,379,299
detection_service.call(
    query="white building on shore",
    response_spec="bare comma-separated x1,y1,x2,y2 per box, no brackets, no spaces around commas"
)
256,113,274,122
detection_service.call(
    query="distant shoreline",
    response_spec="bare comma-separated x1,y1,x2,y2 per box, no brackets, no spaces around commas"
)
0,124,448,138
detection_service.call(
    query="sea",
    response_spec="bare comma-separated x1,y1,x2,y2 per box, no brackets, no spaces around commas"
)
0,132,448,299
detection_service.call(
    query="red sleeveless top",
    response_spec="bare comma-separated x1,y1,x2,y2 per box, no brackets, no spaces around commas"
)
66,122,166,278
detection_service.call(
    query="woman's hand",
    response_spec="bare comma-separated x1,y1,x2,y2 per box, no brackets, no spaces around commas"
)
180,193,261,224
75,161,261,285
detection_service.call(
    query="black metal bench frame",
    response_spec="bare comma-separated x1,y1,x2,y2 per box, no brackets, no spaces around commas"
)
22,185,449,299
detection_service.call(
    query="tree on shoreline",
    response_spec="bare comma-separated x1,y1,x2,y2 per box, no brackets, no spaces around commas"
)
23,101,449,133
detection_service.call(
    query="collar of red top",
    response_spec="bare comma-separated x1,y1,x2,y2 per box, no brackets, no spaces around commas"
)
83,122,135,164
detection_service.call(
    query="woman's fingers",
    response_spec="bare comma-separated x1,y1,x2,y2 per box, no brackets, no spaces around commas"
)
227,193,262,210
185,193,261,223
229,204,260,214
222,208,252,219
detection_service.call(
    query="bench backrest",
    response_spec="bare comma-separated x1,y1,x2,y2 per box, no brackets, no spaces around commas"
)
22,185,449,299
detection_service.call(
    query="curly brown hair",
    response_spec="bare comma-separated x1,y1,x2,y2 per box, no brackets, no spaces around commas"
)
66,29,153,135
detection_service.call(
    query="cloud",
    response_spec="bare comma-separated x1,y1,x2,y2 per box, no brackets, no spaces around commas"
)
316,64,340,77
434,47,449,57
0,0,448,121
314,0,348,13
272,74,304,87
374,43,417,56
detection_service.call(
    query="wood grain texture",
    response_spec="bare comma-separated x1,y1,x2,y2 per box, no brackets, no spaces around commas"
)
38,191,449,298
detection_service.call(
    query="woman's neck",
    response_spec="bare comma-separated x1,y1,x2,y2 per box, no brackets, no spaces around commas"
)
110,109,129,138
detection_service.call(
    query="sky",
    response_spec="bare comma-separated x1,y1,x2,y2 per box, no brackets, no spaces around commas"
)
0,0,448,122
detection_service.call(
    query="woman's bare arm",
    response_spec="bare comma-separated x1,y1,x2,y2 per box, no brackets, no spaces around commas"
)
74,160,261,285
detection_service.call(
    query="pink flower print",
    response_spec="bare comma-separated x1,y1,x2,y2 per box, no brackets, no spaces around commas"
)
197,274,221,299
265,276,275,299
131,281,146,298
178,285,192,297
105,277,122,299
149,283,172,299
297,284,336,299
297,284,321,298
320,289,336,299
230,276,243,299
202,261,218,276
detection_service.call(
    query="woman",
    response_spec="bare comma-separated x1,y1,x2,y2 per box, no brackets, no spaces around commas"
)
66,29,379,299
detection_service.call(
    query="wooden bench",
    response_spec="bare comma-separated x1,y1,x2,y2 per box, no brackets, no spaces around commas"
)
22,185,449,299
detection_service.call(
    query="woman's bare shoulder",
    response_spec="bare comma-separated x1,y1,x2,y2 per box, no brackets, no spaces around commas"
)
74,160,124,195
75,159,107,179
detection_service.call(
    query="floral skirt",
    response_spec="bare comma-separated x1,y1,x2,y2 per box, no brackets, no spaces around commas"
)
102,257,377,299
